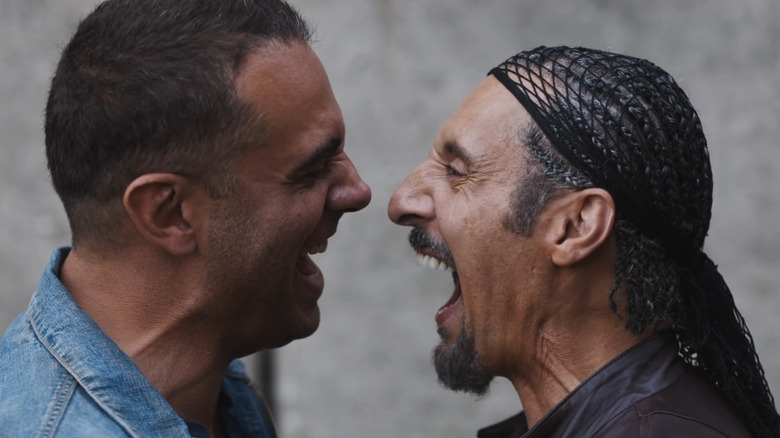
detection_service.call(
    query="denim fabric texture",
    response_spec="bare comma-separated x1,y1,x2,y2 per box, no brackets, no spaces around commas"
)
0,247,276,438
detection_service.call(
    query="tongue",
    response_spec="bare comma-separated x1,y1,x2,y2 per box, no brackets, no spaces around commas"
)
296,253,319,276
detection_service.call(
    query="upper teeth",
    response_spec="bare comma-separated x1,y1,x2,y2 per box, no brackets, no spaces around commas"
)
308,240,328,255
416,253,453,272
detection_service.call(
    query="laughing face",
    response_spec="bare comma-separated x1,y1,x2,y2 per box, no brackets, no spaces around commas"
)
388,76,551,394
206,41,371,353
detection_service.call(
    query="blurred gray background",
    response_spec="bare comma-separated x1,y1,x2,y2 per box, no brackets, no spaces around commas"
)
1,0,779,437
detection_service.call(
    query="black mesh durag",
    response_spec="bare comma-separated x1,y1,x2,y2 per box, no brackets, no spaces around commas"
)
489,46,779,438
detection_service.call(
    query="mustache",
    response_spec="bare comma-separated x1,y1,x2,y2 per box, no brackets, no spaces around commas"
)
408,228,456,269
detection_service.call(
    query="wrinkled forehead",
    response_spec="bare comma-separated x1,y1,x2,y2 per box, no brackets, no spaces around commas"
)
435,75,535,155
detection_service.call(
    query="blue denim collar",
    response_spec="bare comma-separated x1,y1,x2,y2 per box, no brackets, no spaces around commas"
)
28,247,190,437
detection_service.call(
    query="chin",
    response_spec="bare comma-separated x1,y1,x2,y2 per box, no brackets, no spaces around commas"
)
297,318,321,340
286,308,322,342
241,307,321,351
433,324,494,396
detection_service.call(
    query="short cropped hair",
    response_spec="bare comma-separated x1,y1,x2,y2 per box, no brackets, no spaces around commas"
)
45,0,311,246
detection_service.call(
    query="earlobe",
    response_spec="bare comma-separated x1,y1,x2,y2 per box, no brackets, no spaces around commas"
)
549,188,615,266
123,173,205,256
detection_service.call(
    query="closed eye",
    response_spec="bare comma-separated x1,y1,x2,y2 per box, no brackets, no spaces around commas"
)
308,162,332,179
445,157,468,178
446,164,464,177
292,137,342,185
296,161,333,187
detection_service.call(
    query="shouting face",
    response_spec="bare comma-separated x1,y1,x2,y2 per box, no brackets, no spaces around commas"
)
388,76,552,395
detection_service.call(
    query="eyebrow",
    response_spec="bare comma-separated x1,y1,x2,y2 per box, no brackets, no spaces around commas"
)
293,136,343,174
442,140,473,161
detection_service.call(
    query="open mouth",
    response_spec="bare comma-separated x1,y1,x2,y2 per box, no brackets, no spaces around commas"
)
416,252,462,325
296,238,329,276
306,239,328,255
291,237,330,303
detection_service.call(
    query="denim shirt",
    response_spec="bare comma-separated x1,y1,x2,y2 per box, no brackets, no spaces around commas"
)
0,248,277,438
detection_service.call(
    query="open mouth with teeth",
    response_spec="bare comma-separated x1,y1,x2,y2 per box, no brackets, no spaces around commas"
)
294,239,330,301
417,253,462,326
307,240,328,255
298,238,329,271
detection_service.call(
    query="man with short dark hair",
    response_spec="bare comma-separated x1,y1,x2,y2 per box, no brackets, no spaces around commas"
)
388,46,779,437
0,0,371,436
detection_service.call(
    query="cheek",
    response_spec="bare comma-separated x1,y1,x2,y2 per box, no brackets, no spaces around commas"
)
459,273,495,335
456,242,532,343
293,188,329,218
267,191,324,228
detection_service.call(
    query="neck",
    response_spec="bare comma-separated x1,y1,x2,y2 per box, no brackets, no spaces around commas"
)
509,324,647,427
501,257,651,428
60,246,231,431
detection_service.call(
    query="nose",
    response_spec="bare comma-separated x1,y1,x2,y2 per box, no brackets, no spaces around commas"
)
387,164,434,227
326,155,372,213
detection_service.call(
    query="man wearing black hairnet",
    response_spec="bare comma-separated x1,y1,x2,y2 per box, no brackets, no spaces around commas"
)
388,46,779,438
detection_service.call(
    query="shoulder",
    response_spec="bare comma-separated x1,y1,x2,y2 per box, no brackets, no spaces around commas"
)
594,371,751,438
0,314,131,437
595,406,743,438
0,313,64,434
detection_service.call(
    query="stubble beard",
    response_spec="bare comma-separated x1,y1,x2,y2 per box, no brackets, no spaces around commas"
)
432,322,493,397
205,196,298,346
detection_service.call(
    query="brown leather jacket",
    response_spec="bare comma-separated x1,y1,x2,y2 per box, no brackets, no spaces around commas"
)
477,333,752,438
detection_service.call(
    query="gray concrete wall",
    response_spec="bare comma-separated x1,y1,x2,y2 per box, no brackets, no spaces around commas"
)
2,1,778,437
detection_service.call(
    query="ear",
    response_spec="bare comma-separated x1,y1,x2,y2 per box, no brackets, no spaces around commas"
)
123,173,208,256
545,188,616,267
